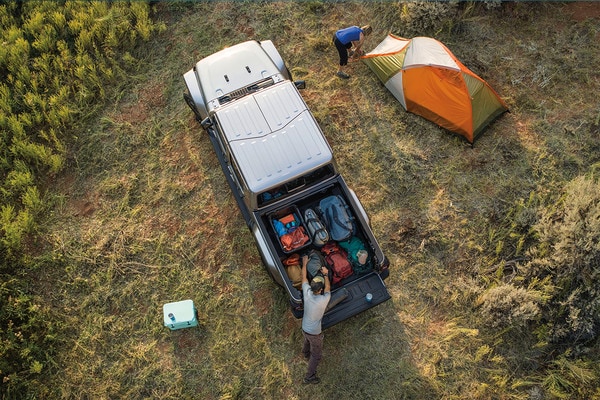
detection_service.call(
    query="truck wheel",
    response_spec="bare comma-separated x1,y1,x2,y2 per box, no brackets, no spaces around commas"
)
290,299,303,319
183,92,202,122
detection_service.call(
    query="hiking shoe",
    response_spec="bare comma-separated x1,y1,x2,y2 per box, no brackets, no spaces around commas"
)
303,376,320,384
336,71,350,79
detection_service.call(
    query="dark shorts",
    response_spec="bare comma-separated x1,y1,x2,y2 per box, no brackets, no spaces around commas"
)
333,35,352,66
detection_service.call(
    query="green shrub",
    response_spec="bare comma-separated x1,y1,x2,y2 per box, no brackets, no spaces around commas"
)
0,277,59,399
484,174,600,346
0,1,165,256
479,175,600,397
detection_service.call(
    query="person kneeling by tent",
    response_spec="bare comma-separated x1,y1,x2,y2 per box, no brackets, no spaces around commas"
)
332,25,372,79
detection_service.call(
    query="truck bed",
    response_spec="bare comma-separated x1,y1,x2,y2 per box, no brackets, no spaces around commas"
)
259,177,379,271
255,176,390,328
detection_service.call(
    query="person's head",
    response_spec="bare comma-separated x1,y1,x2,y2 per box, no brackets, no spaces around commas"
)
361,25,372,36
310,276,325,294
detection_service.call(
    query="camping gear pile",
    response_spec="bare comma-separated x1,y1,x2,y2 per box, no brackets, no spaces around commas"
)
273,212,310,253
281,195,374,289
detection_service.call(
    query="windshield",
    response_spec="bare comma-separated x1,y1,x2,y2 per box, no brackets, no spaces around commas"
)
257,164,335,208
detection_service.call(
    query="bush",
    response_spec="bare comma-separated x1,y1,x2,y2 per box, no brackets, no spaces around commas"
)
484,175,600,348
399,1,460,37
0,1,166,260
478,283,542,330
524,175,600,345
0,276,59,399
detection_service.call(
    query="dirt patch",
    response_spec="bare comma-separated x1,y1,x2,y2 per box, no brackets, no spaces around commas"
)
70,189,101,217
566,1,600,22
254,290,273,318
115,81,166,125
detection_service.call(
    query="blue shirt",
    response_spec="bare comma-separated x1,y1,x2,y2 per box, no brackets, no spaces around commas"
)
335,26,363,45
302,282,331,335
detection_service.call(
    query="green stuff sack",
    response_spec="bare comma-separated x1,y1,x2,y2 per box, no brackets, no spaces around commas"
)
338,236,372,275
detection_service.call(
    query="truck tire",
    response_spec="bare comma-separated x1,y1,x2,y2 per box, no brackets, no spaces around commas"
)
183,92,203,122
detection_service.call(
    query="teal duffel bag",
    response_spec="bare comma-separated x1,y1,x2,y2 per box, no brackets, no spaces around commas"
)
338,236,372,275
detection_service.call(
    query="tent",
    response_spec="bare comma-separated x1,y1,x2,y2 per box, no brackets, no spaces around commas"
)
362,34,508,144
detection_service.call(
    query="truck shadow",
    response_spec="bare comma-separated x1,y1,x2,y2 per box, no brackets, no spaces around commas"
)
286,299,439,400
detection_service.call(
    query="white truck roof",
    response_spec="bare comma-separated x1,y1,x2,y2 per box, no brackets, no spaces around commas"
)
214,80,333,194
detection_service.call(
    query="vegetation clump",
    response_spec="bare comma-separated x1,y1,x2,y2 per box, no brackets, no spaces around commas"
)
0,2,164,397
526,175,600,346
478,283,542,329
399,1,460,36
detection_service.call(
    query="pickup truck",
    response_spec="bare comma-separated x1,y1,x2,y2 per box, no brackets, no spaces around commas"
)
183,40,390,329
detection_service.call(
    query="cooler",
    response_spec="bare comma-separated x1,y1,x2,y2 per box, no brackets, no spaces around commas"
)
163,299,198,330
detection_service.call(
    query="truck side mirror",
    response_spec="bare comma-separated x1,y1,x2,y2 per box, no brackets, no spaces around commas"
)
294,80,306,90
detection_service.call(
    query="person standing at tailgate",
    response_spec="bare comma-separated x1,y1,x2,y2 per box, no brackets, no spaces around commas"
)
300,254,330,384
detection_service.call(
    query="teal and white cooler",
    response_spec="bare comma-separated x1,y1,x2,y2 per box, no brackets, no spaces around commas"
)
163,299,198,330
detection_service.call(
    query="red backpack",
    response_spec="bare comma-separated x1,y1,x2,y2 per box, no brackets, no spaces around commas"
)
321,241,353,285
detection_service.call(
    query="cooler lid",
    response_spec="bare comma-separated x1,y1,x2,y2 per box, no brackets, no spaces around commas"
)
163,299,195,325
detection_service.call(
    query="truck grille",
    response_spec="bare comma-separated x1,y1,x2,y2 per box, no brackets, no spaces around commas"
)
218,78,274,105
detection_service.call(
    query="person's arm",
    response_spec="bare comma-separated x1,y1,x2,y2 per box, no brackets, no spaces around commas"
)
352,32,365,52
302,255,309,284
321,266,331,294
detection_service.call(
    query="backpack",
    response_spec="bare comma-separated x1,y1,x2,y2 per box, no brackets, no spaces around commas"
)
283,253,302,289
304,208,329,247
338,236,372,275
306,249,325,280
321,241,353,285
319,195,355,241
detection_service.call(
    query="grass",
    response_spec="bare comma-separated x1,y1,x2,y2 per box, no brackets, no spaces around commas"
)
32,2,600,399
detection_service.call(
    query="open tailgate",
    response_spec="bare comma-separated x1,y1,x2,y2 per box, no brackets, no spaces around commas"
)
322,272,390,329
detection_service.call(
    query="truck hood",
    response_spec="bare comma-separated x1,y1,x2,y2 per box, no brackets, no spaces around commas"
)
195,41,281,104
